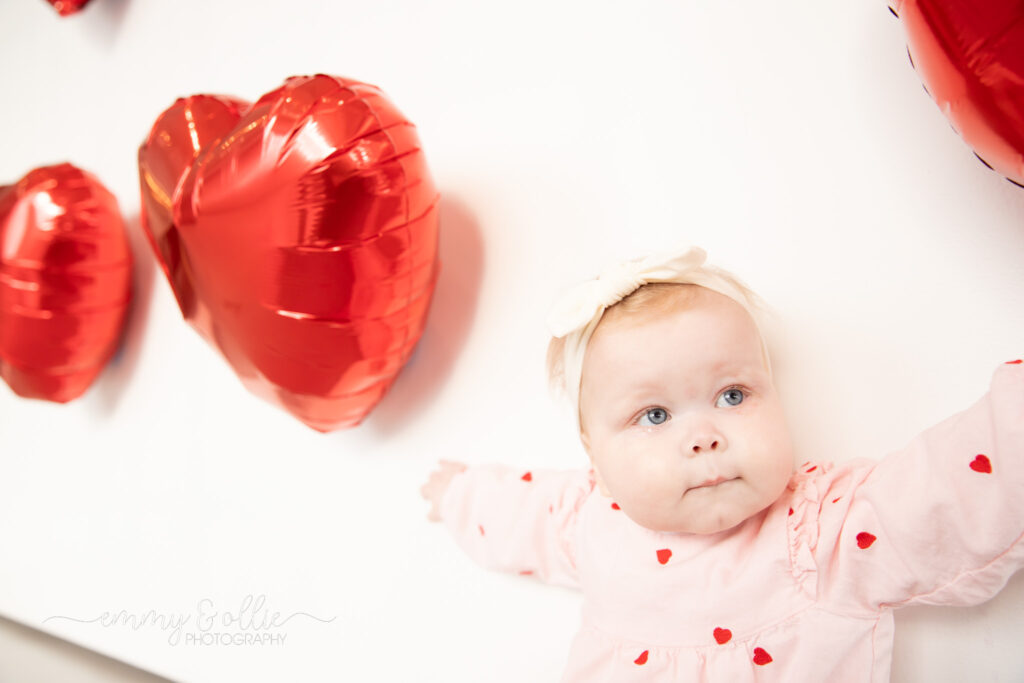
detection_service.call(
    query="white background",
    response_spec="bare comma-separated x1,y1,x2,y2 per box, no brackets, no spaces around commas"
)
2,0,1024,681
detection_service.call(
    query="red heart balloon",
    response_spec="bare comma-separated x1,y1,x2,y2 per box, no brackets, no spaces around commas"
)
138,75,440,432
0,163,132,402
890,0,1024,186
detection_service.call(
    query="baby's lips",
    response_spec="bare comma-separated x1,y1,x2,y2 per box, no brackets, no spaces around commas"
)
687,473,738,491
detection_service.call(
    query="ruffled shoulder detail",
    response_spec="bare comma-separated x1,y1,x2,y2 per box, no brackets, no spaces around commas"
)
784,461,836,598
784,459,883,599
561,471,598,573
564,468,599,526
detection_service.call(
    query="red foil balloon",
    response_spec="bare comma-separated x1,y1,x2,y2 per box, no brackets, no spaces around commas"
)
0,164,132,402
890,0,1024,186
138,74,440,432
45,0,92,16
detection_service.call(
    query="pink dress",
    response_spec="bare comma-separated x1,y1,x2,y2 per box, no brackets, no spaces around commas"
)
439,361,1024,682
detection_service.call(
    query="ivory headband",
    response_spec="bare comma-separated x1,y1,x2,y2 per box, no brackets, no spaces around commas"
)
545,244,773,432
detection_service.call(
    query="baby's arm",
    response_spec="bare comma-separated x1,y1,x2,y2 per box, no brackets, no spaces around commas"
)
806,360,1024,612
421,462,591,590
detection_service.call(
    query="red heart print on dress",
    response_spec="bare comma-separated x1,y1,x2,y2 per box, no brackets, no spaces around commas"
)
753,647,773,665
656,549,672,565
634,650,649,665
713,627,732,644
970,454,992,473
856,532,876,549
521,472,532,482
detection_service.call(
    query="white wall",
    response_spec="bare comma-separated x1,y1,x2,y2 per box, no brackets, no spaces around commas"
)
1,1,1023,681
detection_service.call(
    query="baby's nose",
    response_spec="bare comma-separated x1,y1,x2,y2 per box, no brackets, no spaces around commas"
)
690,435,721,455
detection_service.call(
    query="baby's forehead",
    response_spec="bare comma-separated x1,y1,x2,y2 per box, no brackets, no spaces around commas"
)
598,288,756,340
586,294,769,375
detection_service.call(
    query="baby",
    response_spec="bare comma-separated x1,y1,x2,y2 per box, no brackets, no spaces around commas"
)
421,244,1024,681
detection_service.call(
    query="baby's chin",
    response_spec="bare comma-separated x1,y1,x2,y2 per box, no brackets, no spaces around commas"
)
631,501,763,535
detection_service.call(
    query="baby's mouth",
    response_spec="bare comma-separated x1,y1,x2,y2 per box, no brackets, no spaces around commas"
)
689,476,736,491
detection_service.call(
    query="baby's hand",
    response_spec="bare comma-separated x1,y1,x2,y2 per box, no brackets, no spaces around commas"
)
421,459,468,522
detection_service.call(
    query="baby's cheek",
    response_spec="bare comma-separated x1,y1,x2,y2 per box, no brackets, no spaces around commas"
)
644,465,694,513
758,451,794,503
608,458,668,505
753,413,795,471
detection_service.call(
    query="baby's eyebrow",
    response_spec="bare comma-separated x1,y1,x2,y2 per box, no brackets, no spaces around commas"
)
615,369,757,402
609,387,662,412
711,358,765,380
710,357,753,374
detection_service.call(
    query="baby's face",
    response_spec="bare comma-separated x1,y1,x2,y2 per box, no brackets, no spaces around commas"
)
579,288,794,534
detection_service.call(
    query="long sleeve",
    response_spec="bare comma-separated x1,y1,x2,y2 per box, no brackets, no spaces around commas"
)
797,360,1024,615
438,464,594,590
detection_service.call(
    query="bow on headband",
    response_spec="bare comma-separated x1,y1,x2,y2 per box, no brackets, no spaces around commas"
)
546,244,708,338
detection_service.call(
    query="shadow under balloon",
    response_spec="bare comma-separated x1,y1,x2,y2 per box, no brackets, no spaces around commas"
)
88,212,157,416
78,0,132,47
364,192,484,437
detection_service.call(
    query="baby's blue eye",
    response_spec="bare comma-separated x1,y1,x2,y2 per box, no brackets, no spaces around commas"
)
717,388,745,407
638,407,669,426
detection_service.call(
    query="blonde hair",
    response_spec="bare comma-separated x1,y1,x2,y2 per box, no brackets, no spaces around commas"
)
546,279,774,419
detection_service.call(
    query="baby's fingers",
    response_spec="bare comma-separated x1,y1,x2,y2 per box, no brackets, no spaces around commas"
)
421,461,467,521
426,502,443,523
